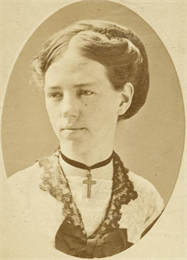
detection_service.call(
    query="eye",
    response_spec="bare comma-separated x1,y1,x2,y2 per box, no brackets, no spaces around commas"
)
79,90,94,96
47,92,63,100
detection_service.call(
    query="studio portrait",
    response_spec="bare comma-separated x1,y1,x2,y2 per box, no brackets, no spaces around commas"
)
1,0,185,259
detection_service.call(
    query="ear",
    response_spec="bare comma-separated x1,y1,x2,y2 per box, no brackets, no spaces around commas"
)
118,82,134,116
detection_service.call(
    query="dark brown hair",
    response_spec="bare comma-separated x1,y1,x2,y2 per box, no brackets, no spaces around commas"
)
32,20,149,119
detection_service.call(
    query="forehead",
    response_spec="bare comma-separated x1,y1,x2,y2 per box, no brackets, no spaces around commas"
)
44,48,110,88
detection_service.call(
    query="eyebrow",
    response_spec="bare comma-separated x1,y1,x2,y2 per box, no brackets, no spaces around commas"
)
46,86,61,90
74,82,96,88
46,82,96,89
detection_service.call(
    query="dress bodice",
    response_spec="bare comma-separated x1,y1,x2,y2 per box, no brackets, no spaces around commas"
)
38,151,140,258
8,150,164,258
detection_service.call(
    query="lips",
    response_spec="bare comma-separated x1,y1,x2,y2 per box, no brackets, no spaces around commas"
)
60,127,86,139
62,127,85,130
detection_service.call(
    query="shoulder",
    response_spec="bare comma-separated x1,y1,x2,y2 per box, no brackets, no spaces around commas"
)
128,171,164,204
127,171,164,216
8,162,42,204
7,159,64,232
119,171,164,243
8,162,41,188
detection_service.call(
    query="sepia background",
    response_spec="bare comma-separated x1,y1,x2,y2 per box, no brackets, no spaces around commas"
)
1,0,186,259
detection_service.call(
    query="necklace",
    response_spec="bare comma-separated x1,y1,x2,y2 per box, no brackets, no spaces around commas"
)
60,151,114,198
39,150,138,235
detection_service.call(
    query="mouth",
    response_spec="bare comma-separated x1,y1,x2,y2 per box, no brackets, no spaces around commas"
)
62,127,85,131
60,127,86,139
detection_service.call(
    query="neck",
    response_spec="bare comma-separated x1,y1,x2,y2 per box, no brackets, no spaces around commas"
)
59,142,114,166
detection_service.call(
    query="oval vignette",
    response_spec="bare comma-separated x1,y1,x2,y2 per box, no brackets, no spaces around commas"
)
1,0,185,258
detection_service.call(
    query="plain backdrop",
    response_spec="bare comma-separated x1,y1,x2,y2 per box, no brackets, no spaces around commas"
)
1,0,186,259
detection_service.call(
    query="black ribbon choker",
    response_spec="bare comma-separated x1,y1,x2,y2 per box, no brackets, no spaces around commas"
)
60,151,114,171
60,151,114,198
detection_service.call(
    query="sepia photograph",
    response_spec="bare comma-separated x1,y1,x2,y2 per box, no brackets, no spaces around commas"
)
1,0,186,259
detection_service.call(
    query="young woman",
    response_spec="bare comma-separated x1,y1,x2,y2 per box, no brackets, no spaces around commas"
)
8,20,164,258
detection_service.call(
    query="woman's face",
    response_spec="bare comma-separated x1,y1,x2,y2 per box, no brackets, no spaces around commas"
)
44,47,129,155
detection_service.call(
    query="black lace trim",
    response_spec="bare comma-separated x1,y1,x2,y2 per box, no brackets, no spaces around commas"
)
39,150,138,237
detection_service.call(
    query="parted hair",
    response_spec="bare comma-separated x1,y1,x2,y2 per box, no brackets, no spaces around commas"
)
32,20,149,119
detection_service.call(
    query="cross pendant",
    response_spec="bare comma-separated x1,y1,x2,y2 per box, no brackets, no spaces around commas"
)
83,172,96,198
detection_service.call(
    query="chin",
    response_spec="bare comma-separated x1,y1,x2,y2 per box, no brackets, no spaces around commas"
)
60,138,91,156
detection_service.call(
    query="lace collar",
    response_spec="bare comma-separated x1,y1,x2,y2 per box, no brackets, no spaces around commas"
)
39,150,138,237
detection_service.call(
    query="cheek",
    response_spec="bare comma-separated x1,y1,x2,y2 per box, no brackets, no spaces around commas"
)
94,96,119,119
45,102,58,123
87,101,117,129
45,103,52,118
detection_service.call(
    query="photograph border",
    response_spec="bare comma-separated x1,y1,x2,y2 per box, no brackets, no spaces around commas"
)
1,0,186,259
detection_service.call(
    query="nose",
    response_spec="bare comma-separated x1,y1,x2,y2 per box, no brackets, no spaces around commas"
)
60,92,80,119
